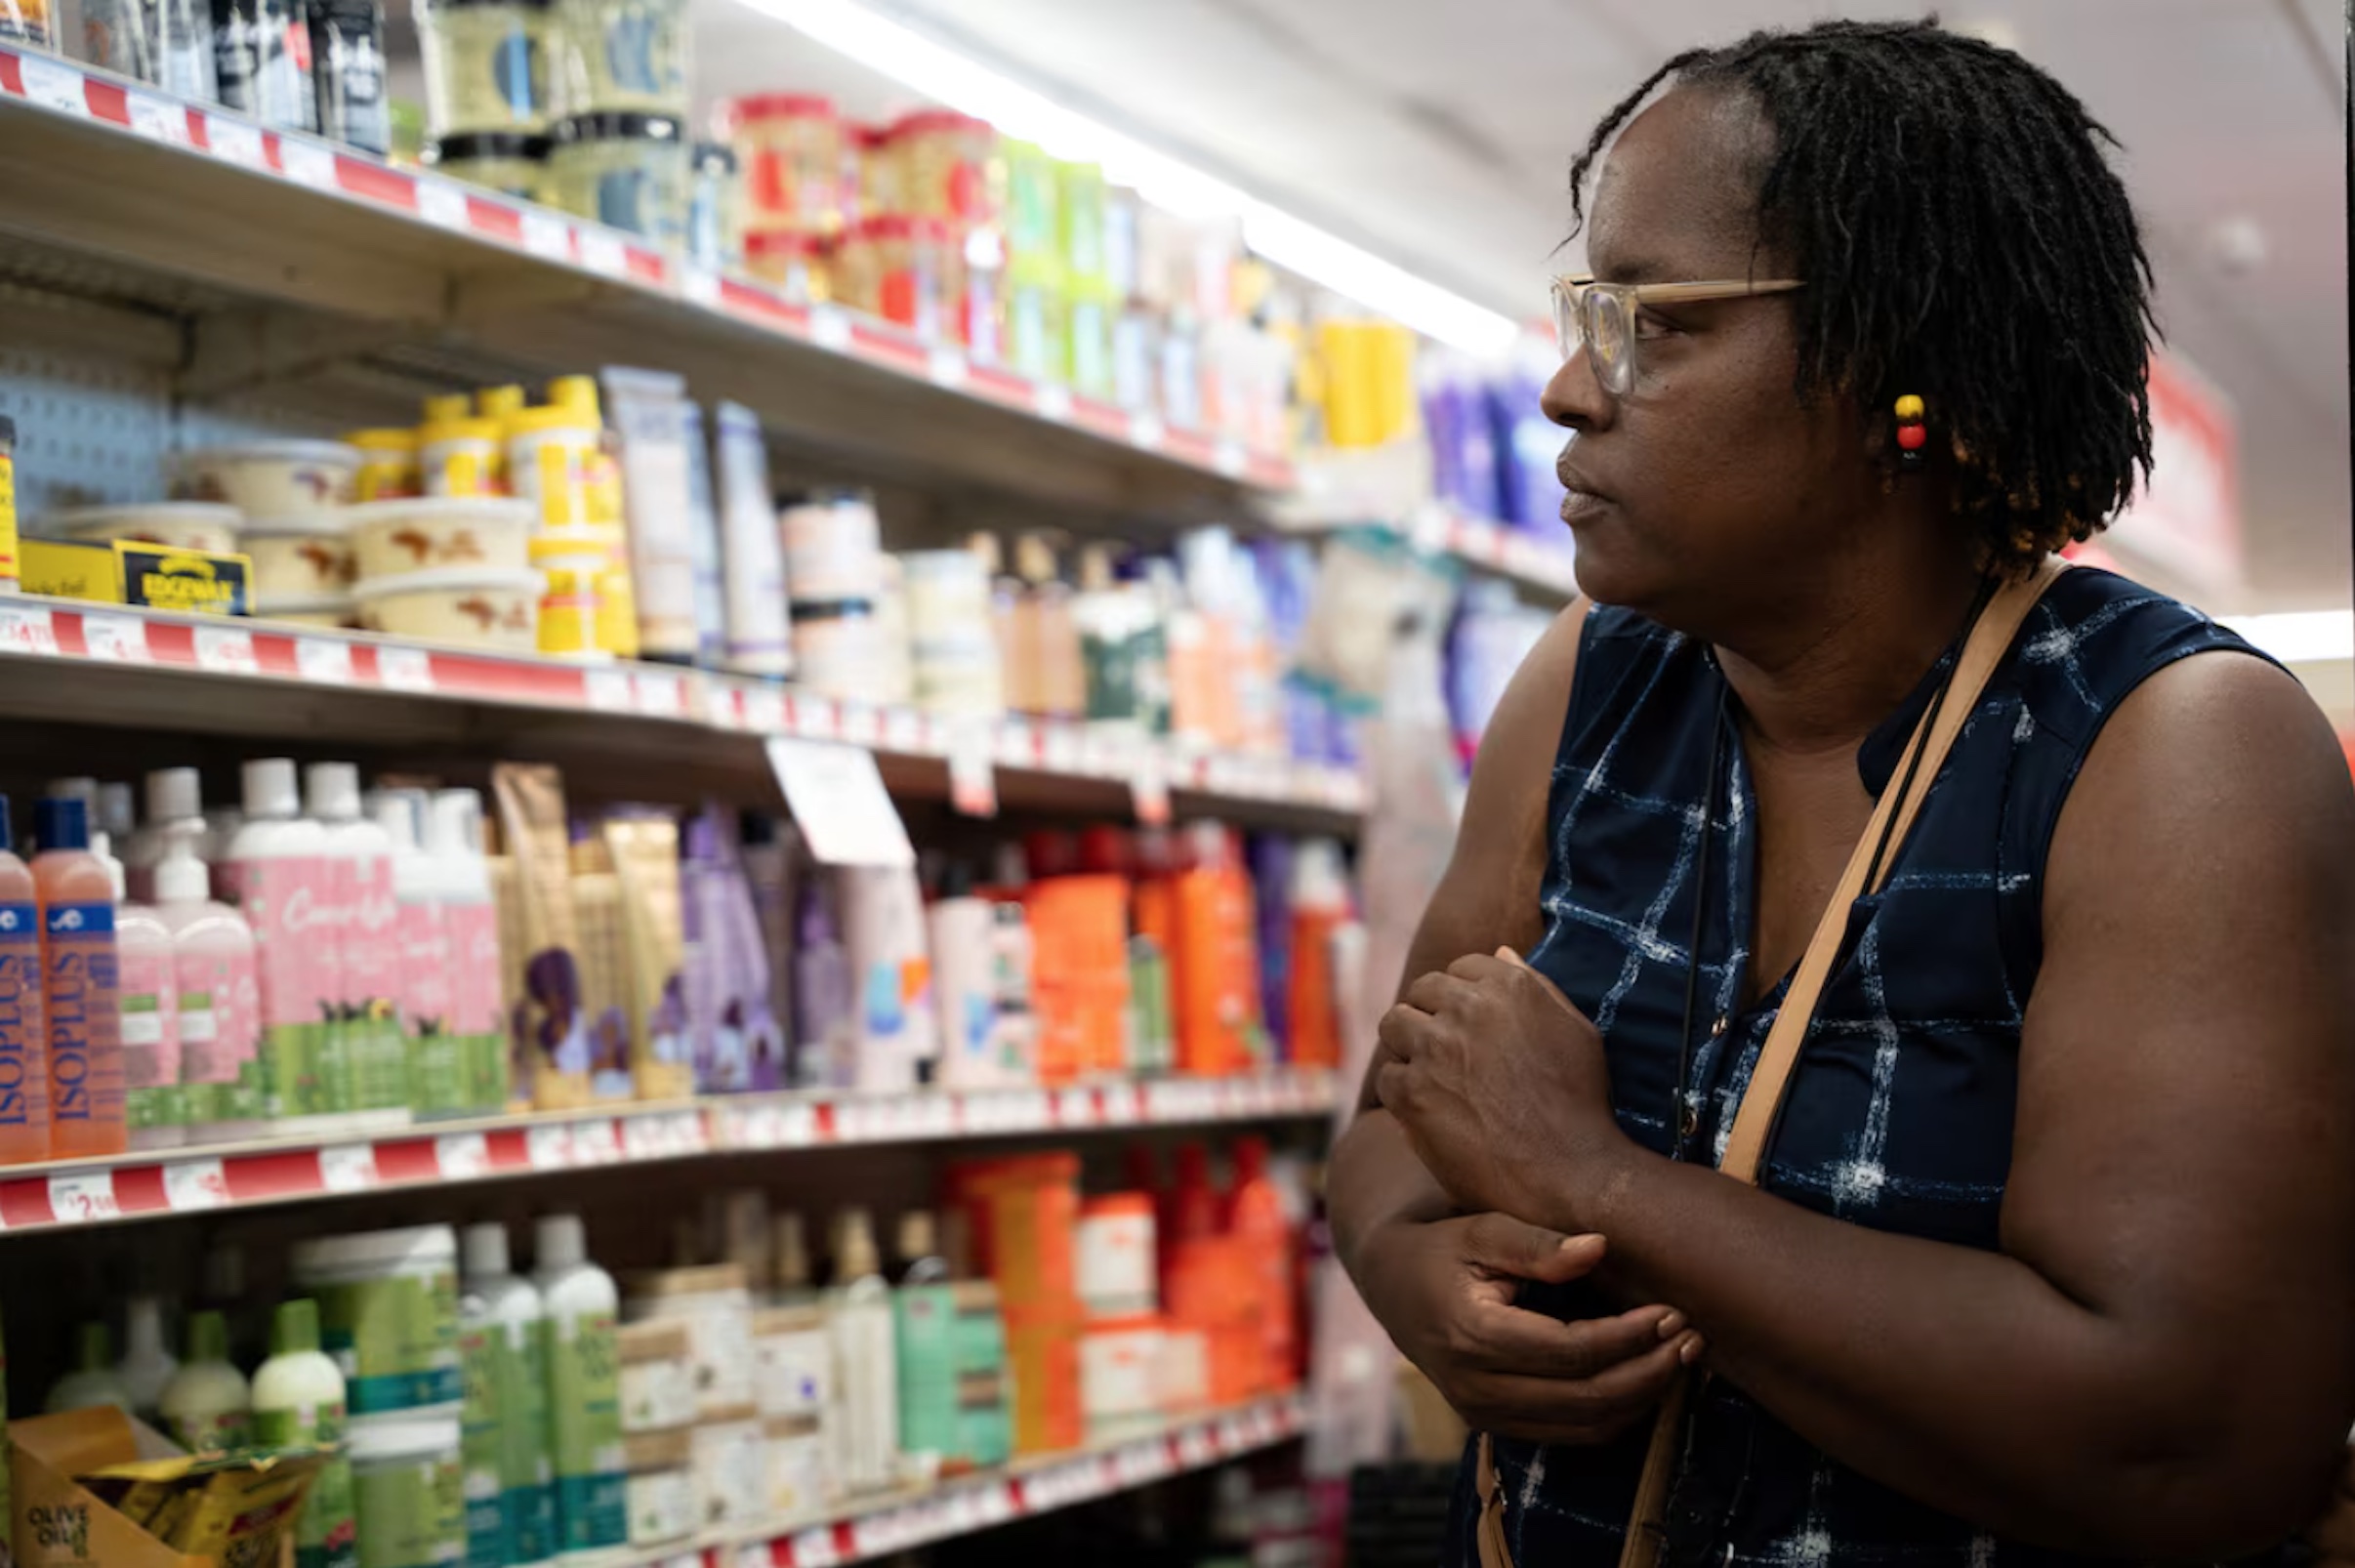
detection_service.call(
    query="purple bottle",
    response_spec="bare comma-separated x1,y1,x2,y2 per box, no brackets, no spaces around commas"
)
790,877,853,1091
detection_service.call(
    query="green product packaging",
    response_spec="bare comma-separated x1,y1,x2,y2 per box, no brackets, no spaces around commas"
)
351,1428,464,1568
458,1323,501,1568
547,1310,624,1550
312,1274,463,1414
500,1319,555,1565
892,1282,960,1462
256,1401,357,1568
950,1283,1012,1470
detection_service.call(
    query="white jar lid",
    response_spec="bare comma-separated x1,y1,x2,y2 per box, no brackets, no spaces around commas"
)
351,566,546,600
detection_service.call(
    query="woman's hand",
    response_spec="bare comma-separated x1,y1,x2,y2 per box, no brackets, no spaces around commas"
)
1377,950,1630,1228
1353,1208,1701,1445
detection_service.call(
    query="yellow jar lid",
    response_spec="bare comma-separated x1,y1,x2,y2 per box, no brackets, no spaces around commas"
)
421,393,472,423
346,428,422,452
546,375,602,419
507,404,599,436
419,417,504,444
477,385,528,421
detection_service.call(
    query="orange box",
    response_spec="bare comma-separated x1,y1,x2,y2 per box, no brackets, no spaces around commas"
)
1004,1304,1084,1454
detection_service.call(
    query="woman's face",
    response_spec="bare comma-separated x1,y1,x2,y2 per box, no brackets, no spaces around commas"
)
1546,86,1880,627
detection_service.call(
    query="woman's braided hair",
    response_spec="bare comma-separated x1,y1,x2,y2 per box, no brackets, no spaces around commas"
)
1570,18,2156,569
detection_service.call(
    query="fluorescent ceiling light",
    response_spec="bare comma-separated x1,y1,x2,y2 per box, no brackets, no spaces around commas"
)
725,0,1521,354
2219,608,2353,665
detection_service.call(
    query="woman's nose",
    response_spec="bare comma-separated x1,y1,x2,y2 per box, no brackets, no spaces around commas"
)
1542,348,1613,433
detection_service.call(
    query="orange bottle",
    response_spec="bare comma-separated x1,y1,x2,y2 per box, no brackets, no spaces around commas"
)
1225,1136,1297,1390
1172,823,1262,1076
1284,839,1352,1070
0,796,49,1163
33,796,125,1159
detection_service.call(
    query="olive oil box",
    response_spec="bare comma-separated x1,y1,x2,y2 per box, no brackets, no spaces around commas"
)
12,1406,325,1568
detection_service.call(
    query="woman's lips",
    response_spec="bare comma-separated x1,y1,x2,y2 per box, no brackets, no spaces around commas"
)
1557,465,1612,522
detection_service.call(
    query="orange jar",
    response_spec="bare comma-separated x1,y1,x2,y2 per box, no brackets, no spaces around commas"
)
744,229,831,303
725,93,843,236
834,214,949,339
889,109,998,227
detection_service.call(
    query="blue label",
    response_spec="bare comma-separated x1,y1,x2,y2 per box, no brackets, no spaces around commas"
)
0,902,39,1129
44,901,114,937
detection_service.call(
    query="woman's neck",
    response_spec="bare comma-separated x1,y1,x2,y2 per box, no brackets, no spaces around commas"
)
1713,535,1988,758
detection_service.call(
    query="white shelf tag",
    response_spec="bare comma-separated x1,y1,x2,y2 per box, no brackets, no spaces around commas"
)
788,1527,840,1568
740,684,786,733
204,115,264,169
0,604,57,656
18,55,86,115
48,1172,118,1223
764,737,915,868
681,264,720,307
415,177,470,230
192,624,257,674
774,1101,819,1147
79,613,146,661
1214,438,1247,477
1053,1086,1096,1127
882,706,925,755
806,304,851,351
296,637,354,683
376,643,434,691
434,1131,489,1179
126,94,190,145
585,667,634,712
163,1158,228,1212
1128,410,1165,451
572,1118,620,1163
578,227,629,278
278,136,337,191
947,722,997,819
1033,382,1073,422
519,210,571,261
927,345,969,389
319,1142,378,1191
633,668,684,717
525,1123,573,1171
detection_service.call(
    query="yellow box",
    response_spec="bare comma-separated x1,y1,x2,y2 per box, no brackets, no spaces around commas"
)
21,539,252,616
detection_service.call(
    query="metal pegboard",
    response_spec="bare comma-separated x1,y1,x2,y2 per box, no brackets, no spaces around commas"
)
0,341,174,515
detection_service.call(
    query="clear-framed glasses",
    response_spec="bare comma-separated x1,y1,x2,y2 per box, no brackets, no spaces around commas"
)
1549,274,1806,397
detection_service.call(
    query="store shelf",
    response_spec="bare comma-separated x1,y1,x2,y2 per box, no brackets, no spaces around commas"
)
1414,506,1579,601
625,1392,1305,1568
0,598,1366,828
0,47,1292,516
0,1070,1338,1233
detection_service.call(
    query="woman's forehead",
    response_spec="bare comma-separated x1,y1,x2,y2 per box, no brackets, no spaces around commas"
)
1587,84,1775,282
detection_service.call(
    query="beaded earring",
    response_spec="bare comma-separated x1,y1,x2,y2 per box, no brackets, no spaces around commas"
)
1894,393,1928,471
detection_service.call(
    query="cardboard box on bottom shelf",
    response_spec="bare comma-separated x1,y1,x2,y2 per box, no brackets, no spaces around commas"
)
12,1406,327,1568
21,539,252,616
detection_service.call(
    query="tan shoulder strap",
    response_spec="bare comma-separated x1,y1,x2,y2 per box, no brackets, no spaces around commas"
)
1614,557,2068,1568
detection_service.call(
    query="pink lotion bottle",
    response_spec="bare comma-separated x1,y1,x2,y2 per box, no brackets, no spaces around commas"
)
0,796,49,1164
154,827,266,1143
33,795,125,1160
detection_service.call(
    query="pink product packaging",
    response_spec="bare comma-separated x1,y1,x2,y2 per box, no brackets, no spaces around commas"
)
344,850,408,1113
308,850,359,1113
118,910,184,1150
220,854,340,1120
395,896,459,1115
444,901,504,1112
171,917,261,1128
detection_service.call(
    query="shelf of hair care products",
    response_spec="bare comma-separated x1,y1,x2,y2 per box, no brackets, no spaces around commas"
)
16,1147,1315,1568
0,750,1358,1230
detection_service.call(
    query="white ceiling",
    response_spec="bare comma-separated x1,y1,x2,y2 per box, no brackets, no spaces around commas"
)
695,0,2351,611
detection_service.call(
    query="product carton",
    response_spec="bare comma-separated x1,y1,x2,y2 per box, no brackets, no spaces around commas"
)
21,540,252,616
11,1406,325,1568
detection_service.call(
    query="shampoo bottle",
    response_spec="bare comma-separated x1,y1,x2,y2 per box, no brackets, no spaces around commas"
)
46,1321,131,1412
890,1211,959,1470
253,1298,356,1568
1225,1137,1297,1390
825,1209,898,1496
33,796,124,1160
225,760,336,1126
0,795,48,1165
118,1295,178,1417
789,878,852,1091
464,1221,555,1568
125,767,204,904
158,1309,251,1452
308,763,407,1126
842,865,936,1093
925,863,998,1089
428,791,507,1114
1284,840,1351,1071
154,829,265,1141
373,791,460,1118
533,1215,625,1555
117,849,185,1151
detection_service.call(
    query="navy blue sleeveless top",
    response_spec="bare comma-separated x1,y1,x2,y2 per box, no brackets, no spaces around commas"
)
1452,566,2273,1565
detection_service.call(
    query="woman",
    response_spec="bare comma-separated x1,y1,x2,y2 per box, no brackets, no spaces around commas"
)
1328,19,2355,1564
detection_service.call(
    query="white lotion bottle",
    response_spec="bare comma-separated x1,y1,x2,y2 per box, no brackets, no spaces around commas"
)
533,1215,625,1556
158,1309,250,1452
126,767,204,903
306,763,407,1130
224,760,339,1133
429,790,505,1115
825,1208,899,1497
464,1221,555,1568
118,1295,178,1417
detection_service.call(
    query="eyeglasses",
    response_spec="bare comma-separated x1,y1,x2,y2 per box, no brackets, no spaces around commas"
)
1549,274,1805,397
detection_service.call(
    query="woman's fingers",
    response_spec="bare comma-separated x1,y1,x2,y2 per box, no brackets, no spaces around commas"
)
1462,1296,1688,1382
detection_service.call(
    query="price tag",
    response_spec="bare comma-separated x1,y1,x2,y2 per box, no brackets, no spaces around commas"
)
666,1111,709,1154
774,1101,819,1148
48,1171,118,1223
126,94,191,145
434,1132,489,1179
519,210,572,261
577,227,628,277
1217,1413,1252,1453
788,1527,840,1568
633,668,684,717
17,54,86,115
1128,410,1165,451
787,692,839,740
1053,1086,1096,1128
79,613,147,661
0,603,58,656
572,1119,620,1164
971,1481,1016,1525
1099,1082,1142,1124
1175,1424,1218,1469
296,637,354,683
278,136,338,191
905,1093,957,1139
731,1545,771,1568
1004,1090,1051,1132
163,1158,228,1212
662,1551,706,1568
1213,438,1247,477
204,114,265,169
740,683,786,733
927,345,969,389
319,1142,378,1191
193,624,257,674
414,177,470,230
1033,382,1073,422
681,264,721,308
525,1124,573,1171
1112,1442,1168,1487
882,706,925,755
585,667,634,712
377,643,434,691
764,736,915,868
835,700,884,749
947,722,996,819
1131,751,1171,827
806,304,851,352
1039,722,1083,775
